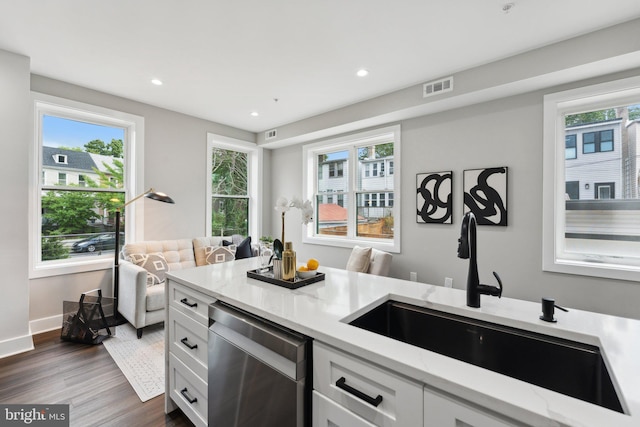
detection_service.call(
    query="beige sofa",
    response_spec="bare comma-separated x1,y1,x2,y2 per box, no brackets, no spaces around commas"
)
119,235,255,338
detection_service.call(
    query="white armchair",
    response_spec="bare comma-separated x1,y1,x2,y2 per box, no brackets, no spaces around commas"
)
119,239,196,338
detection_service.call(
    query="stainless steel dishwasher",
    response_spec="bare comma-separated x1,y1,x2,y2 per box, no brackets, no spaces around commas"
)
208,301,311,427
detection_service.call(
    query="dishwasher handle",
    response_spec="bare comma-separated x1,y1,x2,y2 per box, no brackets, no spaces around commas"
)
336,376,383,407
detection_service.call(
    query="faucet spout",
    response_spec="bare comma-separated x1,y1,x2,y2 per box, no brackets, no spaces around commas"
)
458,212,503,308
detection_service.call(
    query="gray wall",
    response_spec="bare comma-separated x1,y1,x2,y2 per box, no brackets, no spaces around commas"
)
270,69,640,320
0,50,31,356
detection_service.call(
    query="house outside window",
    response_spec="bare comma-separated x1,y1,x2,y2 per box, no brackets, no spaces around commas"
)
543,76,640,281
303,125,401,252
206,134,261,240
31,94,144,278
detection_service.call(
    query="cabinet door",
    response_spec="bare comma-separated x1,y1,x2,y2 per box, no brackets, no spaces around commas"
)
424,388,518,427
314,341,422,427
313,391,377,427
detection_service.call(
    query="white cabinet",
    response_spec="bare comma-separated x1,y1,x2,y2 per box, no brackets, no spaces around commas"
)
313,341,423,427
165,279,215,427
313,391,377,427
423,387,519,427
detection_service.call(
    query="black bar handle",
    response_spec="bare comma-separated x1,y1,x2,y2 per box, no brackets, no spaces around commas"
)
180,387,197,404
181,337,198,350
335,377,383,407
180,298,197,308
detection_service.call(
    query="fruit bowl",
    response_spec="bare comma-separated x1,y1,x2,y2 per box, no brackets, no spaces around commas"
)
297,269,317,279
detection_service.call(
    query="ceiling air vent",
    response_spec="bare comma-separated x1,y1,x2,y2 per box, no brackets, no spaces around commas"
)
423,76,453,98
265,129,277,140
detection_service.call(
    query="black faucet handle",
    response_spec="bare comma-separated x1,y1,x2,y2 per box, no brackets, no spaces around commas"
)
492,271,503,298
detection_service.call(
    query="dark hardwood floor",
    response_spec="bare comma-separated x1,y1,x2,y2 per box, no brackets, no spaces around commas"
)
0,329,194,427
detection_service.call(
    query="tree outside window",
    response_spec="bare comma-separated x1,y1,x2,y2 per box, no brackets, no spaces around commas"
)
211,147,249,236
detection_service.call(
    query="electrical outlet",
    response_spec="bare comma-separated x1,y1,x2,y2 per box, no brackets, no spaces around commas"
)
444,277,453,288
410,272,418,282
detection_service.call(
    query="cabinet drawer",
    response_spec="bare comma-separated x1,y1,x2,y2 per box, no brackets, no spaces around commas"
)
168,306,208,380
313,391,376,427
168,280,215,326
169,353,208,427
424,387,518,427
314,341,422,427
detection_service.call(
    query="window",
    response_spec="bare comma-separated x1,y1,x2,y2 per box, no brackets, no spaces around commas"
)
565,134,577,159
206,134,261,240
583,130,614,154
31,93,144,278
303,125,401,252
595,182,615,199
543,76,640,281
329,162,344,178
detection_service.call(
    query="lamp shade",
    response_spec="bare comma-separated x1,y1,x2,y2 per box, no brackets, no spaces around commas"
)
145,190,175,204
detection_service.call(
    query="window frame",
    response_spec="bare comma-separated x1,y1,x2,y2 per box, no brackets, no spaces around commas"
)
302,125,401,253
542,76,640,282
206,133,262,240
29,93,145,278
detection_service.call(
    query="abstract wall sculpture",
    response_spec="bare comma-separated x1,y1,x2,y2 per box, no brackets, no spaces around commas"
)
463,167,508,226
416,171,453,224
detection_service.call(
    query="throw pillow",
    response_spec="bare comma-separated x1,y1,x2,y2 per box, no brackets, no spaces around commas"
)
204,246,235,264
346,246,372,273
128,252,169,286
235,236,253,259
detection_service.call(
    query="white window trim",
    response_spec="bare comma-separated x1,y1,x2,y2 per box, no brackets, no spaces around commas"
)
206,133,262,240
542,76,640,282
29,93,144,279
302,125,401,253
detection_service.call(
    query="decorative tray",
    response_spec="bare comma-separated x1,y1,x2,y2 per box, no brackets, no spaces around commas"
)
246,266,325,289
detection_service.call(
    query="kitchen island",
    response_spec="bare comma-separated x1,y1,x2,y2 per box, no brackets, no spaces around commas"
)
164,257,640,427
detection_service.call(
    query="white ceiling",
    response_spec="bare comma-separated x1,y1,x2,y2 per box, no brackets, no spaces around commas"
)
2,0,640,133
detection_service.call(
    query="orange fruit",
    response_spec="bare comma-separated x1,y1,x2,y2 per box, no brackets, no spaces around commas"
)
307,258,319,270
298,265,309,272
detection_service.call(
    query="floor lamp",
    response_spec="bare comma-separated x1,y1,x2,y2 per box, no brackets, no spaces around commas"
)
111,188,175,325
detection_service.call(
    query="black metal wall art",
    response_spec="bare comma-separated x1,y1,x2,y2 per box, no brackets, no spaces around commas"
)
463,167,508,226
416,171,452,224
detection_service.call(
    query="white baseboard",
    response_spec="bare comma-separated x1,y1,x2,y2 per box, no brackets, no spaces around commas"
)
0,333,34,359
30,314,63,335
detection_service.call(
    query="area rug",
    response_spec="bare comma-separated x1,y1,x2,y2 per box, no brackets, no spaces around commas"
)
103,322,165,402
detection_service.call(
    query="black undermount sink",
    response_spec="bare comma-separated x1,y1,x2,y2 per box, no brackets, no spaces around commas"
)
349,300,623,413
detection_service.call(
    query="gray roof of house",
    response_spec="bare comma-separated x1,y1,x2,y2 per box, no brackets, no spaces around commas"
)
42,146,98,172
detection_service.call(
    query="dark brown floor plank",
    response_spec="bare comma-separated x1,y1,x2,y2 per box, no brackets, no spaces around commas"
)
0,330,194,427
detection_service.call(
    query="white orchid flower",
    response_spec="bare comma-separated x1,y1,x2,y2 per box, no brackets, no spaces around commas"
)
274,196,291,213
290,196,303,209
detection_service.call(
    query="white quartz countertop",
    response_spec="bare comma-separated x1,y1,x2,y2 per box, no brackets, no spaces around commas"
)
166,258,640,427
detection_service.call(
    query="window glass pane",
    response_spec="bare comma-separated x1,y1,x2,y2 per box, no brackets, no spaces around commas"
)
565,134,577,160
211,197,248,236
41,190,124,261
211,148,247,196
356,192,394,239
563,103,640,262
316,194,348,236
40,115,126,263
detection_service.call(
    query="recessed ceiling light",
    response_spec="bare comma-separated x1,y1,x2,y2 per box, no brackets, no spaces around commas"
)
356,69,369,77
151,79,163,86
250,111,259,117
